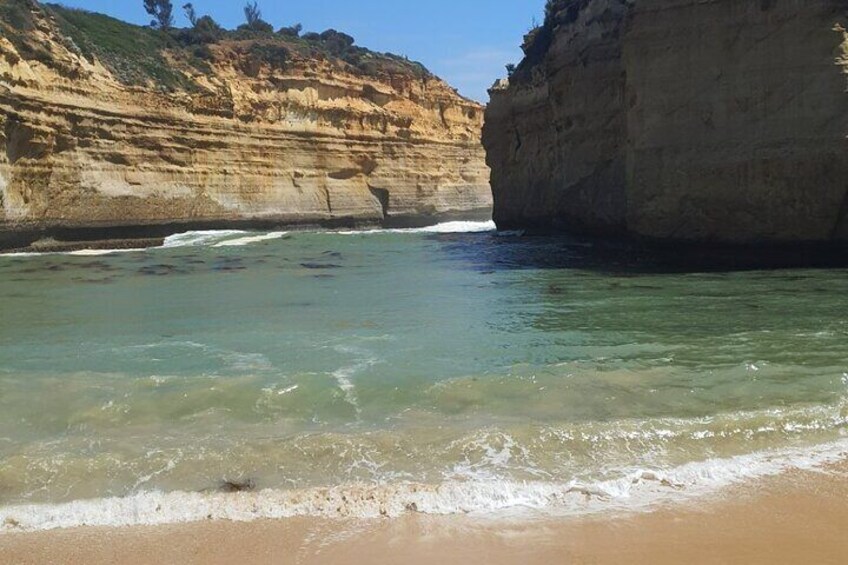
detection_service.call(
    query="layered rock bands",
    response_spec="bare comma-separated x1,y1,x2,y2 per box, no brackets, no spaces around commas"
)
0,2,491,249
485,0,848,244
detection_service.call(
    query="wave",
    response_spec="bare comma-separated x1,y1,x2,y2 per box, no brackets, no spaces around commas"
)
329,345,380,416
337,220,496,236
404,220,496,234
0,221,496,258
0,248,148,258
161,230,247,248
1,230,253,257
0,251,46,258
67,248,149,256
2,439,845,533
212,232,288,248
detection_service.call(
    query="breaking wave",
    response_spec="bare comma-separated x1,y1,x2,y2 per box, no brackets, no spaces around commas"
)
161,230,247,248
1,439,845,533
0,221,496,257
337,220,496,235
212,232,288,247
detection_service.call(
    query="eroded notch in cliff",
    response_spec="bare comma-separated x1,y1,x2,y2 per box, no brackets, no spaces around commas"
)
368,186,390,218
327,169,360,181
5,117,52,164
328,157,378,180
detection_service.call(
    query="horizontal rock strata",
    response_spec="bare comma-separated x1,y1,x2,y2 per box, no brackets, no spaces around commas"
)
484,0,848,244
0,1,491,249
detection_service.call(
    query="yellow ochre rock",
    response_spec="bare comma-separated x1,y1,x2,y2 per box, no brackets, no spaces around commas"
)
0,0,491,248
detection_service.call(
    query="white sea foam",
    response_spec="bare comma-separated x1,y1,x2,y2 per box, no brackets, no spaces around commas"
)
162,221,494,248
337,220,496,236
0,248,148,258
213,232,289,247
449,432,543,481
69,248,149,256
161,230,247,248
1,439,846,533
0,222,494,258
0,230,247,257
0,251,45,257
409,221,496,234
330,346,380,415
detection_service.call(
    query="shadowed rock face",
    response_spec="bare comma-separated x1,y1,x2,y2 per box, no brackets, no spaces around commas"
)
0,1,491,247
484,0,848,244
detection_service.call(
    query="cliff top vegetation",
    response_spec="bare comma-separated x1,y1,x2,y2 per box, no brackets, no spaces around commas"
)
506,0,585,84
0,0,433,91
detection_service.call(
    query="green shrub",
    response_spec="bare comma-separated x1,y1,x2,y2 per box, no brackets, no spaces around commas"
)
45,4,194,90
193,44,213,60
0,0,36,30
277,23,302,38
175,14,224,44
238,42,289,76
241,1,273,34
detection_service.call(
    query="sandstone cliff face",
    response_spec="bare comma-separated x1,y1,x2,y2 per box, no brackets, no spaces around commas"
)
0,1,491,248
484,0,848,244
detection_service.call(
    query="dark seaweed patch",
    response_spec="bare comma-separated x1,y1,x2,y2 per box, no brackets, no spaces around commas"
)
219,478,257,493
72,276,115,285
77,261,119,271
138,264,181,276
213,258,247,272
300,263,343,270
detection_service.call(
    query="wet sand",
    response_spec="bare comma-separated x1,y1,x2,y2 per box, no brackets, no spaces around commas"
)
2,462,847,565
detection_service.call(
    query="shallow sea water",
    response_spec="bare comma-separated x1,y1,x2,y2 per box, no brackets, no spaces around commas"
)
0,221,847,530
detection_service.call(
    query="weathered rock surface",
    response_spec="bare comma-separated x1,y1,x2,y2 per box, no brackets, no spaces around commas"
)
484,0,848,244
0,1,491,249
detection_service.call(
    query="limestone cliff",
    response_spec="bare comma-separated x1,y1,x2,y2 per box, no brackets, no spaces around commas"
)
0,1,491,249
484,0,848,244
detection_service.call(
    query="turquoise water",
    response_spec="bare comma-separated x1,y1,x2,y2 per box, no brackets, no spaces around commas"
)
0,222,847,528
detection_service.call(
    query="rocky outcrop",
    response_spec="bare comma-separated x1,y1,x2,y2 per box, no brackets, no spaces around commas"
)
0,1,491,249
484,0,848,244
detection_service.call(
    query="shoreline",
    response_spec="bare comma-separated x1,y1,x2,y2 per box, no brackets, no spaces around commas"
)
2,461,846,564
3,437,846,534
0,209,495,254
4,211,848,271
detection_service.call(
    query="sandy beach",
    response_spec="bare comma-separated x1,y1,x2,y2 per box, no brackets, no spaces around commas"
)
2,461,846,565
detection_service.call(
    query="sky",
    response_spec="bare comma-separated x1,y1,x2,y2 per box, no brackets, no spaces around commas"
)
52,0,542,102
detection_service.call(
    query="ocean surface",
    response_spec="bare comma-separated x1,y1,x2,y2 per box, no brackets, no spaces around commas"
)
1,221,847,531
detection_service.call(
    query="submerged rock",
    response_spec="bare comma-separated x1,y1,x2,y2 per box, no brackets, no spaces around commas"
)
484,0,848,244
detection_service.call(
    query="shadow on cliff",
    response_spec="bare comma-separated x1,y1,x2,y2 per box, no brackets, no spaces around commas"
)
435,233,848,274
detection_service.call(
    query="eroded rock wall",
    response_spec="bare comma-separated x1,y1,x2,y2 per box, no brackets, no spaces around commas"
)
0,4,491,247
484,0,629,235
485,0,848,243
